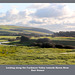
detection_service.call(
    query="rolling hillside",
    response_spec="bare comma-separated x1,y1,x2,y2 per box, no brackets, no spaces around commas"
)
0,25,54,35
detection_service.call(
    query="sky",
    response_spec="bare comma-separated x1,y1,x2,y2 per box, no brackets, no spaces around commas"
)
0,3,75,32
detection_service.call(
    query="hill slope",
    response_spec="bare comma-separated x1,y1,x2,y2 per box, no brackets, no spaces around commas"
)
0,25,53,35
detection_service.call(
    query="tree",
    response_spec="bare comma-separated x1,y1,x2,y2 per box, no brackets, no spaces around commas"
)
20,35,30,42
16,37,21,40
37,38,52,43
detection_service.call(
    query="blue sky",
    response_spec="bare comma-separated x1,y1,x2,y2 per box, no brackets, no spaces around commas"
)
66,3,75,10
0,3,75,13
0,3,75,32
0,3,32,13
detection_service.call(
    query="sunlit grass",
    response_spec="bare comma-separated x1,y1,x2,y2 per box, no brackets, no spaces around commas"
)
0,36,75,65
0,45,75,65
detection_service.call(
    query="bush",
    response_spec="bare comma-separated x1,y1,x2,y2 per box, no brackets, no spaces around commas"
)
31,38,75,49
55,44,64,48
37,43,43,47
31,42,38,46
32,42,55,48
8,38,16,41
41,43,55,48
20,35,30,42
64,45,75,49
37,38,52,43
46,43,55,48
16,37,21,40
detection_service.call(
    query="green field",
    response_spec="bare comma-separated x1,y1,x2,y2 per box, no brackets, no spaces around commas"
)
0,25,53,35
31,36,75,46
0,36,75,65
0,36,19,42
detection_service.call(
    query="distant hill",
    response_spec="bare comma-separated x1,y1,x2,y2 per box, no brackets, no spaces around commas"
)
0,25,54,35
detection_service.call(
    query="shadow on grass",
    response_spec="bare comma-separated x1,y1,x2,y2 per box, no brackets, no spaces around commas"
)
8,39,37,46
53,40,75,46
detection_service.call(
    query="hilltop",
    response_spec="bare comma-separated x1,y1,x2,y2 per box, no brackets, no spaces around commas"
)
0,25,54,35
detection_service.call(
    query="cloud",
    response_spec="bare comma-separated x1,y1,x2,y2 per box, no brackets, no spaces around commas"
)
0,13,5,17
0,3,75,32
0,8,33,25
6,8,19,15
11,5,19,9
29,20,43,24
34,4,73,18
0,5,2,9
28,3,50,9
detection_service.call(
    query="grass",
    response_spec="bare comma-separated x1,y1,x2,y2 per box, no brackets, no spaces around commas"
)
24,30,48,34
0,36,20,42
0,45,75,65
0,36,75,65
53,40,75,46
31,36,75,46
31,36,75,41
0,36,19,39
0,25,52,35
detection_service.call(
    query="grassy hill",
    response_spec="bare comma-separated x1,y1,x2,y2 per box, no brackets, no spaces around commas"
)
0,25,53,35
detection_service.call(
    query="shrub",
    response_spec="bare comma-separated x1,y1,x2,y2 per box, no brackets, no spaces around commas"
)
31,42,43,47
41,43,55,48
16,37,21,40
37,38,52,43
31,42,38,46
32,42,55,48
37,43,43,47
55,44,64,48
31,41,55,48
8,38,16,41
64,45,75,49
46,43,55,48
20,35,30,42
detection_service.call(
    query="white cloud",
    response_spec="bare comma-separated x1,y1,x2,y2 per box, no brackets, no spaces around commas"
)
0,8,33,26
6,8,19,15
11,5,19,9
34,4,73,18
0,5,2,9
0,3,75,32
28,3,50,9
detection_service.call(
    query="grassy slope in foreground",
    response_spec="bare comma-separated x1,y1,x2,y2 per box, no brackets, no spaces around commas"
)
0,45,75,65
0,36,75,65
0,25,74,65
